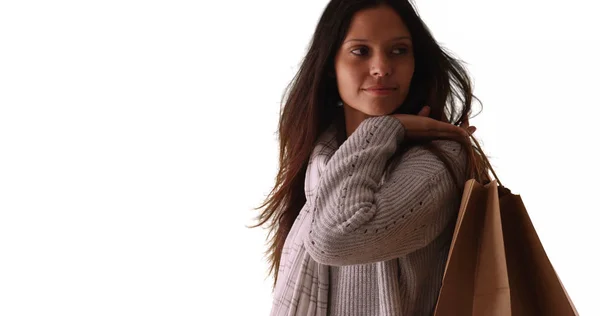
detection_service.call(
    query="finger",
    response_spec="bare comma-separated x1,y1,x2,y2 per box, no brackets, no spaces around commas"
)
422,131,467,141
448,129,469,138
426,121,467,139
443,124,469,137
441,113,449,123
460,116,470,128
418,106,430,117
432,121,465,134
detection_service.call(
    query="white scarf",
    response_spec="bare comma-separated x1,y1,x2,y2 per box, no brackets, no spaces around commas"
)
271,123,339,316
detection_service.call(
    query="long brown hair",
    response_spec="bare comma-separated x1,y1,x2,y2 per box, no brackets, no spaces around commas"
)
248,0,491,291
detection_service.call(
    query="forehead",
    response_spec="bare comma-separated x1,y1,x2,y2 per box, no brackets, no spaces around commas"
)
345,5,410,39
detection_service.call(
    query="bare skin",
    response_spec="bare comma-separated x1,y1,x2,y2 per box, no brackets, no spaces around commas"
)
393,105,476,141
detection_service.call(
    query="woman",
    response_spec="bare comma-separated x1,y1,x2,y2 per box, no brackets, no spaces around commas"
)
250,0,490,315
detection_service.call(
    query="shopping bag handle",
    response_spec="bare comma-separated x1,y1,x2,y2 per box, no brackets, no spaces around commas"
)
468,132,505,189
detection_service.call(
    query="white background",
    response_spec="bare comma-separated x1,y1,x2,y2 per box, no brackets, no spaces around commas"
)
1,0,598,315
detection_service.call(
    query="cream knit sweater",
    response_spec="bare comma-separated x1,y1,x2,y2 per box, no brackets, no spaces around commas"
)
270,115,468,316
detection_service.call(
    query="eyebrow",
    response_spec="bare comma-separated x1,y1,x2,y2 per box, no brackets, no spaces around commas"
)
344,36,412,44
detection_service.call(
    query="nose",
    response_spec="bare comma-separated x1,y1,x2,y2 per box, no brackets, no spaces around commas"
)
369,54,392,77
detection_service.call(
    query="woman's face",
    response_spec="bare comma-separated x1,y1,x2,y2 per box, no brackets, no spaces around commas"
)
334,5,415,116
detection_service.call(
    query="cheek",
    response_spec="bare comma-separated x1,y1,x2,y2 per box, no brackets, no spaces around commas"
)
336,64,364,91
397,62,415,84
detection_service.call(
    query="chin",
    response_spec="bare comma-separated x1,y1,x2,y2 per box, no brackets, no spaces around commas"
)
361,104,400,116
344,98,404,117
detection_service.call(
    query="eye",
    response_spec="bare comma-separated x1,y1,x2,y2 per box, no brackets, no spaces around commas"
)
350,47,369,56
392,47,409,55
350,46,409,56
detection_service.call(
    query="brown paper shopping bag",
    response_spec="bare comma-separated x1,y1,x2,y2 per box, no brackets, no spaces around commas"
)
433,136,579,316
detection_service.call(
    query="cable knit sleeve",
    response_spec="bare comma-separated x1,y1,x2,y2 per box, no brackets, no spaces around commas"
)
303,115,468,266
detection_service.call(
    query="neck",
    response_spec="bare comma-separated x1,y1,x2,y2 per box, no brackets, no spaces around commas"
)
342,104,373,138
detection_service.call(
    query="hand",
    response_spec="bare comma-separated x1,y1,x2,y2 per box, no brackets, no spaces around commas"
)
461,115,476,135
390,106,476,141
442,110,474,132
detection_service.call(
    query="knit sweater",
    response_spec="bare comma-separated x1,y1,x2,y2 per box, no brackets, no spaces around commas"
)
270,115,468,316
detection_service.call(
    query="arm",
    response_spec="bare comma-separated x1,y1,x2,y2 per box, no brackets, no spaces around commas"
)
303,115,467,266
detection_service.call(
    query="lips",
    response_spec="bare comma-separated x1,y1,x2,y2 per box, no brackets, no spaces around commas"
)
363,87,396,96
362,83,398,97
363,86,397,91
